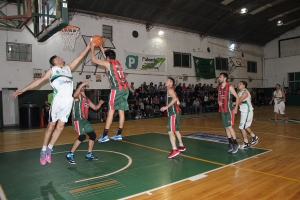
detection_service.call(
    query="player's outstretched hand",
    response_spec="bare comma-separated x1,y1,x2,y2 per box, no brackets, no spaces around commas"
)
12,90,23,98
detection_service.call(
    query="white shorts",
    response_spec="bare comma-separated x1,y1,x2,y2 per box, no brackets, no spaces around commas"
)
49,96,73,123
239,111,253,129
274,102,285,114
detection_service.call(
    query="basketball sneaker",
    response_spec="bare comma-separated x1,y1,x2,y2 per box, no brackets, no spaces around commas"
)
40,150,47,165
177,146,186,152
98,135,110,143
110,134,122,141
285,117,289,123
250,136,259,146
239,142,251,149
66,153,76,164
228,143,234,152
46,147,52,163
231,144,239,154
273,121,277,125
168,149,180,158
86,152,99,160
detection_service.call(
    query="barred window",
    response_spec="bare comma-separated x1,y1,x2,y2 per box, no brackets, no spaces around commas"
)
247,61,257,73
6,42,32,62
102,25,113,41
215,57,228,70
174,52,191,68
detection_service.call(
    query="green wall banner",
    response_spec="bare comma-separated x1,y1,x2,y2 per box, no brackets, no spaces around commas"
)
193,56,215,79
125,51,166,72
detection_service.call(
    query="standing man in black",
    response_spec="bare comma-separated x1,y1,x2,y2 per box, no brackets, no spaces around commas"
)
42,100,51,127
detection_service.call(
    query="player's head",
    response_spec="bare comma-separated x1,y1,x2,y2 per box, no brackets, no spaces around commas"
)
238,81,247,91
219,73,228,84
76,82,86,92
276,84,281,89
104,49,116,60
49,55,64,66
165,76,175,87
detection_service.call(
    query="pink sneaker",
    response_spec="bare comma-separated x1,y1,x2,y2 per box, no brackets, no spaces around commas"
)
46,147,52,163
40,151,47,165
168,149,180,159
177,146,186,152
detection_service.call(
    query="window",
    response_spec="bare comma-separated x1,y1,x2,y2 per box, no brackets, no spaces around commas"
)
215,57,228,70
6,42,32,62
102,25,113,40
247,61,257,73
288,72,300,90
173,52,191,68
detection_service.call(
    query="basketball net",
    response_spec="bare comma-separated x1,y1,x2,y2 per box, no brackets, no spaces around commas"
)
60,25,80,52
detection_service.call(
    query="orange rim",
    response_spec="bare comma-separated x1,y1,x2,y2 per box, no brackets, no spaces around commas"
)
61,25,80,32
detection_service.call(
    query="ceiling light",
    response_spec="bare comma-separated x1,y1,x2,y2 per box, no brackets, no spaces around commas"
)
277,20,283,26
229,43,235,50
240,8,248,14
158,30,164,37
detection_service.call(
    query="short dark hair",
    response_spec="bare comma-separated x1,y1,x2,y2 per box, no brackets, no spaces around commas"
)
220,73,228,80
76,82,82,89
105,49,116,60
49,55,57,66
168,76,175,86
240,81,248,88
276,84,281,87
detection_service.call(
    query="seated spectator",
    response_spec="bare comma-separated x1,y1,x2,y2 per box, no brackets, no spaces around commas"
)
152,95,161,109
186,98,193,114
175,83,182,98
193,98,202,113
158,82,166,99
139,99,147,118
101,106,108,122
145,99,154,117
180,98,187,114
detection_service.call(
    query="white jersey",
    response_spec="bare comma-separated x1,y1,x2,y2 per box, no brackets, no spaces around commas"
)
273,90,284,104
238,89,253,113
49,66,73,98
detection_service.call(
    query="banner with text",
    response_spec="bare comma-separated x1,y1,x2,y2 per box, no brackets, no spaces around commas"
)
125,51,166,72
193,56,215,79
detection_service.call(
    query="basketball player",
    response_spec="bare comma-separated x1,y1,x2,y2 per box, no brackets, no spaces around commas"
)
269,84,288,125
235,81,259,149
160,77,186,159
218,73,240,154
90,42,129,142
66,81,104,164
12,45,91,165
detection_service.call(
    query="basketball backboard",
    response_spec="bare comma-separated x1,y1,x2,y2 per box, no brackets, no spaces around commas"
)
229,57,246,67
34,0,69,42
0,0,68,42
79,35,115,75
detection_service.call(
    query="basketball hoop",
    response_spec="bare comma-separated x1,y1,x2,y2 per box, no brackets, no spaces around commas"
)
60,25,81,52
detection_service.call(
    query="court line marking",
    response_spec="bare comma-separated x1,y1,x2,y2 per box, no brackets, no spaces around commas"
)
69,180,117,194
51,150,132,183
74,150,132,183
0,184,8,200
120,140,300,200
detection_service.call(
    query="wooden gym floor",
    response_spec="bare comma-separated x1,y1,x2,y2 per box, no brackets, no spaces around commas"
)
0,106,299,199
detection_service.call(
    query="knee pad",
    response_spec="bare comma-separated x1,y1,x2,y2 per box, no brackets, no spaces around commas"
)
87,131,96,141
78,134,86,142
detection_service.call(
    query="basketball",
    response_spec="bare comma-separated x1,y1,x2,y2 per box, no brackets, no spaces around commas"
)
91,35,103,47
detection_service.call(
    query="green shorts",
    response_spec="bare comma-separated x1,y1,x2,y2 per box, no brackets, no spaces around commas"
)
168,113,181,132
108,89,129,111
221,111,235,128
72,119,94,135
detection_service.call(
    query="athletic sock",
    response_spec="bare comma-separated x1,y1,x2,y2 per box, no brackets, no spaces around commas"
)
228,138,233,144
42,146,47,151
250,133,255,137
233,139,238,145
244,139,249,144
102,129,108,137
48,144,53,149
116,128,123,135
